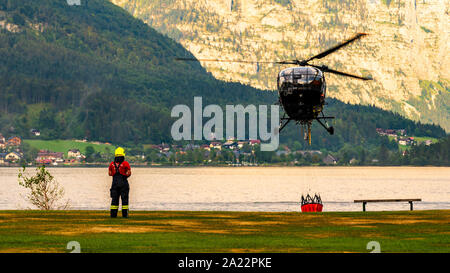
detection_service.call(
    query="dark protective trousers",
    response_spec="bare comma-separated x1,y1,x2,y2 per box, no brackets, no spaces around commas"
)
110,175,129,218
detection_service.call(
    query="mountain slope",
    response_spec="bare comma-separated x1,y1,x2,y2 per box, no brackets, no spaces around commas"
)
111,0,450,131
0,0,445,151
0,0,273,144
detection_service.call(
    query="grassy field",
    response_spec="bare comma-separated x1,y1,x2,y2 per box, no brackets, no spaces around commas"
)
387,135,439,152
24,139,115,157
0,210,448,253
413,136,439,144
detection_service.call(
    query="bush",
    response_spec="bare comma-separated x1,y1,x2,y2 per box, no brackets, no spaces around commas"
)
18,166,70,210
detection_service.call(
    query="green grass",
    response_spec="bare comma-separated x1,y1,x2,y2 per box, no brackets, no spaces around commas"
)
24,139,115,157
412,136,439,144
387,135,439,151
0,210,448,253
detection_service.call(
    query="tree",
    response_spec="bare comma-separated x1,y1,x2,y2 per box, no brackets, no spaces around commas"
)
85,145,95,162
377,144,389,164
145,148,159,163
18,166,70,210
12,12,26,26
21,142,39,163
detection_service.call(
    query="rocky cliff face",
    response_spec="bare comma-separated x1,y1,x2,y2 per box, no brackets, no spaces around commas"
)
111,0,449,131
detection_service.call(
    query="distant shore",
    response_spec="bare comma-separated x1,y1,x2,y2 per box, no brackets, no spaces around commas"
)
1,164,450,169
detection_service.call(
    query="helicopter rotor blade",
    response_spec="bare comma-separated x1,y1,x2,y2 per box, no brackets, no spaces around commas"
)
304,33,368,63
311,65,373,81
177,33,369,67
277,60,302,65
175,57,286,64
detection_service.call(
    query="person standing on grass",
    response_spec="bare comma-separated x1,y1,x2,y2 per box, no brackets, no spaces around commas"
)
108,147,131,218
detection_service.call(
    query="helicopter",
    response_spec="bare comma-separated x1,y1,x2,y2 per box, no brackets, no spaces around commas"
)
176,33,372,145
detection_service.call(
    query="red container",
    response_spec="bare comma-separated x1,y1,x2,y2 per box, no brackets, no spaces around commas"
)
301,203,323,212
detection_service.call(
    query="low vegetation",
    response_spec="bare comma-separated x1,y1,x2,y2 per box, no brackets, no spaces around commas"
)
0,210,448,253
18,166,70,210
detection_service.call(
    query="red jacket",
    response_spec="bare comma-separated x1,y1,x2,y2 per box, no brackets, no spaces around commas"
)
109,161,131,177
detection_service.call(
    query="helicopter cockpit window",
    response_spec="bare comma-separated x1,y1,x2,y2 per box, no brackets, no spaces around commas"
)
279,67,322,86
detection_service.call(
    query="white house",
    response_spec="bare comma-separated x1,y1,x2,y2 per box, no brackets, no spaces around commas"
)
68,149,81,158
30,129,41,136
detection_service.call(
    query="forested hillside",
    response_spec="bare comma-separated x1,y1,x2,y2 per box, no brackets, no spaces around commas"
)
405,136,450,166
0,0,273,144
0,0,446,152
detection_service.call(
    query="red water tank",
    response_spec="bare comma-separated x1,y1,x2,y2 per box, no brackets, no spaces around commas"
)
300,194,323,212
301,203,323,212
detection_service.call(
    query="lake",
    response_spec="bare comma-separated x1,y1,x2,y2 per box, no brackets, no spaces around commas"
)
1,167,449,212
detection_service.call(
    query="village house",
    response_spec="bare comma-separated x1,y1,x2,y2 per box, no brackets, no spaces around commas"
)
200,144,210,151
223,141,238,150
36,150,64,164
398,137,415,146
184,143,200,150
5,151,22,162
68,149,81,158
67,149,86,162
148,144,171,153
237,141,247,149
398,139,408,145
223,139,234,146
160,143,170,152
209,142,222,150
7,136,21,146
376,128,406,137
249,139,261,146
322,154,337,165
30,129,41,136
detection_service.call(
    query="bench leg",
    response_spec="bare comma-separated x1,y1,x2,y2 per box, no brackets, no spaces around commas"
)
363,202,366,212
409,201,413,211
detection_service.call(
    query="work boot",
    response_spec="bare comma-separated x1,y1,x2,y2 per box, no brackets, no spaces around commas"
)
122,209,128,218
110,209,118,218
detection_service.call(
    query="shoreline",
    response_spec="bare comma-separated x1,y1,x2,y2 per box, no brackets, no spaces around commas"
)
1,165,450,169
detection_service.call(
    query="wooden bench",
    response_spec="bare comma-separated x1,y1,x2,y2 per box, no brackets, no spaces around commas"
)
354,199,422,211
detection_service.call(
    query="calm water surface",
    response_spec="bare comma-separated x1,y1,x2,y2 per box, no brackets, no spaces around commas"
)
0,167,449,212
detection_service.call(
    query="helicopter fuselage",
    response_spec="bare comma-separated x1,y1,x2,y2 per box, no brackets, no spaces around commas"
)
277,66,326,123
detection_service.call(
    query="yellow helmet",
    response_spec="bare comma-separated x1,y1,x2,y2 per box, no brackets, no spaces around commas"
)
115,147,125,157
